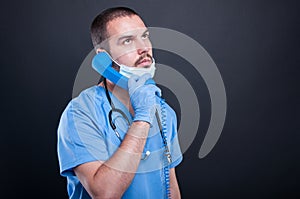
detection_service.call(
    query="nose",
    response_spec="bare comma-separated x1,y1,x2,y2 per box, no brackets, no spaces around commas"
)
136,39,151,55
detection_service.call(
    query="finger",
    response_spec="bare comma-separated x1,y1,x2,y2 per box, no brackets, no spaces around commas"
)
152,86,162,97
137,73,151,84
128,75,140,88
155,88,162,97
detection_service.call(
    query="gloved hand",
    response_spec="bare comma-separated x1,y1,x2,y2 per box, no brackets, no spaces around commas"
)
128,74,161,125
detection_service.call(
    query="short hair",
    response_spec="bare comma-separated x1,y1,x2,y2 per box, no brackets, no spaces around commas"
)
90,7,140,50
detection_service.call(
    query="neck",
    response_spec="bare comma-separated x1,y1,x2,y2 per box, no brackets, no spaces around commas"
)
99,80,134,116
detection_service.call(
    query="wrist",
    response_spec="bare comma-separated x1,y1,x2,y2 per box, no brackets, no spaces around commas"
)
127,121,150,139
132,120,151,126
133,106,157,125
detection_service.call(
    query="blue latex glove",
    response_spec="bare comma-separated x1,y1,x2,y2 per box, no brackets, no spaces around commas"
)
128,74,161,125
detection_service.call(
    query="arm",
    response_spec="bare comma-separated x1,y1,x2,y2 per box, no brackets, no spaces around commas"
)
74,121,150,199
170,168,181,199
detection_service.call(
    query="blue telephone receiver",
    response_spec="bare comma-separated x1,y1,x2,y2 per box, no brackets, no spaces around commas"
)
92,52,155,90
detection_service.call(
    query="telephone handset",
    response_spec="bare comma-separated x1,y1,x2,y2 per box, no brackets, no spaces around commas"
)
92,52,155,90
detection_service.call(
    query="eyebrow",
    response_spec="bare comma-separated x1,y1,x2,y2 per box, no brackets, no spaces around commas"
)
142,29,149,35
117,29,149,43
117,35,134,44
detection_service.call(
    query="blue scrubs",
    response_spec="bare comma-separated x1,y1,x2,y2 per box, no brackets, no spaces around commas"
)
57,86,182,199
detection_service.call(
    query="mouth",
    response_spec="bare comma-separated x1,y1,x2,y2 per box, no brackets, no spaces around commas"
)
136,58,152,68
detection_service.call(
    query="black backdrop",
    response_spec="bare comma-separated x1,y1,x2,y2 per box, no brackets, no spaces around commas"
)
1,0,299,198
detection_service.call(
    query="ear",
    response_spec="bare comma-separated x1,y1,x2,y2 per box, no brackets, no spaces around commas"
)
96,48,106,54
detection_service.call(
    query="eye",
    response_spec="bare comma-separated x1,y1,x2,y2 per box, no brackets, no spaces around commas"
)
123,38,132,45
141,32,150,40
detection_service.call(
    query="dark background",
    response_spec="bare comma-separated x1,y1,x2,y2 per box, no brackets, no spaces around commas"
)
1,0,299,198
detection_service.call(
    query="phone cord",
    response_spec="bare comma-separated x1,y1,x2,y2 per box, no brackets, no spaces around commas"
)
157,98,172,199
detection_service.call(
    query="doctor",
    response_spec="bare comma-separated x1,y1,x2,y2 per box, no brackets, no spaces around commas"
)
57,6,182,199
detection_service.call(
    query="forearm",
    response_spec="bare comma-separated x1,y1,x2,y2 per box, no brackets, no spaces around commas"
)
170,168,181,199
91,121,150,198
171,185,181,199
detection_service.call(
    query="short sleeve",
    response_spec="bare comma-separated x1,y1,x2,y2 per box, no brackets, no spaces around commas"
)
57,99,109,177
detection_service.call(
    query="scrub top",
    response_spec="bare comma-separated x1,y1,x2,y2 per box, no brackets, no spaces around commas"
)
57,85,182,199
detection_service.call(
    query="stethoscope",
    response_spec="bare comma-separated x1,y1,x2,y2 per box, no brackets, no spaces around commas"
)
104,79,152,160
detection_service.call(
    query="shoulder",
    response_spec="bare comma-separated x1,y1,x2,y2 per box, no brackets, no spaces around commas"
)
161,99,177,122
58,86,108,127
64,86,106,112
57,85,108,141
72,85,106,107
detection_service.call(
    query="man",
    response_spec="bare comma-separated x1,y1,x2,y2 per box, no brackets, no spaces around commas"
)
57,7,182,199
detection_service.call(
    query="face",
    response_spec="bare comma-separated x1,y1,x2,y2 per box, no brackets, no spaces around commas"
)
103,15,153,68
